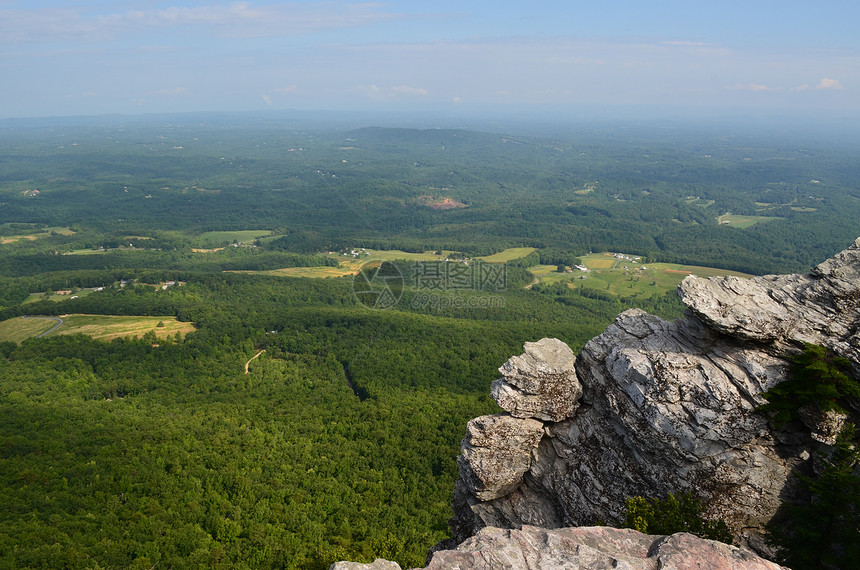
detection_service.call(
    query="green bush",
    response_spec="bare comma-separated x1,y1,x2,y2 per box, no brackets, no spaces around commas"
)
621,493,733,544
758,343,860,427
767,424,860,569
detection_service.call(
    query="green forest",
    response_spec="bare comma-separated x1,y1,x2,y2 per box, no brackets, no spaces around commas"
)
1,114,859,568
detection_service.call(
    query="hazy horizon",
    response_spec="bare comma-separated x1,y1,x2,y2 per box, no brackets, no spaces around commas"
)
2,1,857,121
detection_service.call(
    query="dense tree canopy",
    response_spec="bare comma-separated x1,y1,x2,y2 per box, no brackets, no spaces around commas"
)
1,117,858,567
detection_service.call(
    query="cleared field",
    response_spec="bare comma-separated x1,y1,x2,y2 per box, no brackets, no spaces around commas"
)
0,317,58,343
478,247,537,263
582,254,618,269
54,315,196,341
24,288,98,304
528,265,589,286
260,266,357,278
344,249,452,262
717,213,782,229
234,249,456,279
684,197,715,207
530,253,752,299
64,248,109,255
0,226,75,244
1,235,38,244
0,315,197,343
198,230,272,246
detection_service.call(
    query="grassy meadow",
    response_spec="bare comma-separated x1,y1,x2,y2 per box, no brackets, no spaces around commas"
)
530,252,752,299
0,315,196,343
477,247,537,263
0,317,58,343
197,230,273,246
717,213,782,229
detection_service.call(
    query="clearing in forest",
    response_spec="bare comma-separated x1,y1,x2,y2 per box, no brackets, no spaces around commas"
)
529,253,752,299
197,230,272,246
0,315,196,343
478,247,537,263
717,213,782,229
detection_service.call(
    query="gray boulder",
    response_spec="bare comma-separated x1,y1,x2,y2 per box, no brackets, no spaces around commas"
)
458,414,545,502
330,559,402,570
491,338,582,422
426,526,787,570
332,526,786,570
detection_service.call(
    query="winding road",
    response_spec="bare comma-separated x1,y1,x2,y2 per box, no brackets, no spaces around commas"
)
21,316,64,338
244,349,265,374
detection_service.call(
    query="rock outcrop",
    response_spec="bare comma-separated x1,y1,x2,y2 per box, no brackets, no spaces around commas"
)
458,414,545,501
332,239,860,569
331,526,787,569
452,238,860,554
491,338,582,422
426,526,787,570
678,238,860,365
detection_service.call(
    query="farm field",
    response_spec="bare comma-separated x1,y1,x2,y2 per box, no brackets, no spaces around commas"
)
23,288,99,303
0,317,58,342
261,266,357,278
717,213,782,229
197,229,273,246
0,226,75,244
0,315,196,343
478,247,537,263
530,253,752,299
235,249,458,279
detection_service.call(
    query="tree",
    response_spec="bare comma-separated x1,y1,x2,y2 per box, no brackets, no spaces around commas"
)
767,424,860,569
621,493,733,544
758,343,860,427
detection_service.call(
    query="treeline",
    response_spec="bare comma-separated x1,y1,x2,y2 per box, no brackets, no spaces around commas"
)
0,249,336,278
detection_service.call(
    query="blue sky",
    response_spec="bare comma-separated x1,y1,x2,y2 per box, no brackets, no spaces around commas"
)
1,1,857,119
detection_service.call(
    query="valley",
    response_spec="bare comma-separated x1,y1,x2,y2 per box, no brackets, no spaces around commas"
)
1,115,859,568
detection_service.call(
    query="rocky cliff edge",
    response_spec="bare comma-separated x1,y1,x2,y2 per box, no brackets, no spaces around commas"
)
452,237,860,557
333,238,860,569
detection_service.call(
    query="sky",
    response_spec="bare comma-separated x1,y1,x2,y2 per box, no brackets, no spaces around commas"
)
1,1,858,120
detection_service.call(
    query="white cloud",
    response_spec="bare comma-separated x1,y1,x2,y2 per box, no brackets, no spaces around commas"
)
816,78,844,90
151,87,189,96
791,84,810,91
0,2,399,43
732,82,780,91
261,93,272,105
358,84,428,100
273,85,299,94
391,85,428,96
